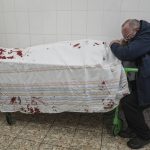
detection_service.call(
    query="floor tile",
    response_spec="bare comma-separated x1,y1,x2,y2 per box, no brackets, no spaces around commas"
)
43,127,75,147
44,126,75,139
101,133,130,150
39,144,75,150
38,143,53,150
0,120,28,137
0,113,5,125
7,138,40,150
17,122,50,142
70,127,101,149
1,112,145,150
70,138,101,149
0,135,15,149
43,136,73,147
74,129,101,140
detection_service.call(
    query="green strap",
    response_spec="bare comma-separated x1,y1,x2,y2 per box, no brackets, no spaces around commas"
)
124,67,138,73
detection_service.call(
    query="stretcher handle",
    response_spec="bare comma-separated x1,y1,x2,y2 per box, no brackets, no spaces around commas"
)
124,67,138,73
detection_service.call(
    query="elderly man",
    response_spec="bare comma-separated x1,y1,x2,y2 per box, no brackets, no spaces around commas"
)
110,19,150,149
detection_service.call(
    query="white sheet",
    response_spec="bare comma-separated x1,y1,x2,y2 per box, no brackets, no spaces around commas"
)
0,39,129,113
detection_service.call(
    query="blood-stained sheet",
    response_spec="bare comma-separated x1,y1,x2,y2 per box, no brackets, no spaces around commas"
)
0,39,129,113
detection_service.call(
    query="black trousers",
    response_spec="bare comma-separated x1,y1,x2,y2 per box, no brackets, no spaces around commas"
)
120,91,150,140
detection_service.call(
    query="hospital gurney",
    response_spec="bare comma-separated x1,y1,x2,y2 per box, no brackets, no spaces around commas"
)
5,68,138,137
0,40,130,134
4,66,135,137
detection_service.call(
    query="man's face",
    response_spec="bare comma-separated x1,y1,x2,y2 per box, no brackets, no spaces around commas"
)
121,23,136,41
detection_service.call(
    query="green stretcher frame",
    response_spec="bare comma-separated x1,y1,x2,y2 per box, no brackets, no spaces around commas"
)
112,67,138,136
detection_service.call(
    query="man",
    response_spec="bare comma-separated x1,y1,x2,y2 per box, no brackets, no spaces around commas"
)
110,19,150,149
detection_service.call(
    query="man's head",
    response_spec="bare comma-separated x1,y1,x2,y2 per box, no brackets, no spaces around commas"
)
121,19,140,41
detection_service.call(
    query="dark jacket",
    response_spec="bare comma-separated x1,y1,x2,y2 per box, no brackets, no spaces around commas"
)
111,20,150,106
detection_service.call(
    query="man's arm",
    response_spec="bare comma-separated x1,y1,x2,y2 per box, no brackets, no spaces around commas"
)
110,38,150,61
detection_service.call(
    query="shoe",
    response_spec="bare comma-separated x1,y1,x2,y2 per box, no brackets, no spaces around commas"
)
127,137,150,149
119,128,136,138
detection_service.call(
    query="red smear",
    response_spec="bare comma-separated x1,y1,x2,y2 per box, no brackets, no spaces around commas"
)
73,43,80,47
16,50,23,57
0,49,23,60
0,49,6,55
34,108,40,113
11,97,16,104
7,56,14,59
0,56,6,59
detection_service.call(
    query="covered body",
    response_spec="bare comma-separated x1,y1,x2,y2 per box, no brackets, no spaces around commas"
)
0,40,129,113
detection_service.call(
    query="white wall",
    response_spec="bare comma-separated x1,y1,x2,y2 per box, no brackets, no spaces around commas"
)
0,0,150,48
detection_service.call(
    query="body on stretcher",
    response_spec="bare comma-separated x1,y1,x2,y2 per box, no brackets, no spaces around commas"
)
0,40,131,136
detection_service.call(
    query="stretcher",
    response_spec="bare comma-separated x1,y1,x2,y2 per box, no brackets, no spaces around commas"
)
4,68,138,137
0,40,130,134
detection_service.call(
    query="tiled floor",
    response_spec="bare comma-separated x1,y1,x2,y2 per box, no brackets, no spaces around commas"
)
0,112,149,150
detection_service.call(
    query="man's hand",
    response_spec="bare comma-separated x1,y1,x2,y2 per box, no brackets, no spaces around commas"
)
110,39,128,47
119,38,128,45
109,40,121,47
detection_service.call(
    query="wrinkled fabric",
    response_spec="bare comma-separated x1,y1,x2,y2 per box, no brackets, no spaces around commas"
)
0,39,129,113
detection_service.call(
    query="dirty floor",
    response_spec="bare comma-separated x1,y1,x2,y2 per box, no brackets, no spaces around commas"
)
0,112,149,150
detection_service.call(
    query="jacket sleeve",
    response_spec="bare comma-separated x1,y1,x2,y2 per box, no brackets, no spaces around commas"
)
110,38,150,61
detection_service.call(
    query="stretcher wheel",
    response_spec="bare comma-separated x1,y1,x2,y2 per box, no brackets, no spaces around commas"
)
5,113,14,125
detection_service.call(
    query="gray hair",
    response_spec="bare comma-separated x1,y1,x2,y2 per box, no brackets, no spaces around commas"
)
122,19,140,30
